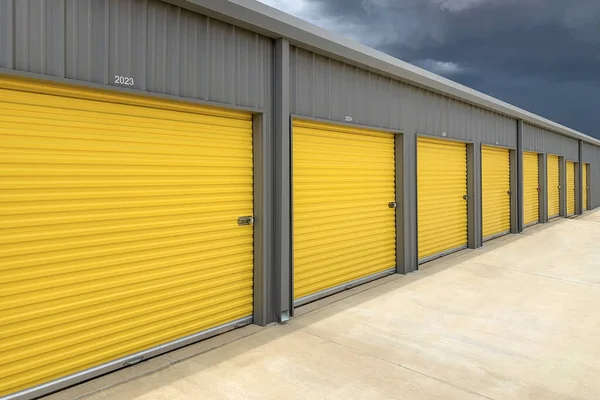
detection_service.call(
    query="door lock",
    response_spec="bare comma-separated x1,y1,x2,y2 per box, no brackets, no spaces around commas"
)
237,216,254,226
463,195,469,200
388,202,397,209
507,190,511,195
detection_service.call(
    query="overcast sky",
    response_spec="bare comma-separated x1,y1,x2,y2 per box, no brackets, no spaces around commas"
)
258,0,600,139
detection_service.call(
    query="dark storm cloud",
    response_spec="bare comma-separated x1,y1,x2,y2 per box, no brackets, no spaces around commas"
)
286,0,600,137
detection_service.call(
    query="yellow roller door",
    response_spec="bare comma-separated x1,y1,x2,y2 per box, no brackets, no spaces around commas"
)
418,137,467,261
547,155,560,218
523,152,539,226
567,161,576,215
482,146,511,240
583,164,589,211
292,119,396,302
0,76,254,397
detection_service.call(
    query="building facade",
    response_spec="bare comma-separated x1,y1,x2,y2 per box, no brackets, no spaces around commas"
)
1,0,599,398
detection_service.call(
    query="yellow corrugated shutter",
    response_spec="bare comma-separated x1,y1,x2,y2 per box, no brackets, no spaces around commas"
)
0,76,254,397
523,152,539,226
583,164,589,211
292,119,396,302
482,146,511,240
417,137,467,261
567,161,576,215
547,155,560,218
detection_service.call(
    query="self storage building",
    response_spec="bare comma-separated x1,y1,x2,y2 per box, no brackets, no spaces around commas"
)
1,0,600,398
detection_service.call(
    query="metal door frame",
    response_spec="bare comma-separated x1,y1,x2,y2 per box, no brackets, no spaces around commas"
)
0,70,269,400
480,143,515,242
289,115,403,311
546,153,562,220
522,151,541,228
415,134,472,264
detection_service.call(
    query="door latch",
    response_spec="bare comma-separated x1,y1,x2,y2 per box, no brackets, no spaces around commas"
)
237,216,254,226
507,190,511,195
388,202,397,209
463,195,469,200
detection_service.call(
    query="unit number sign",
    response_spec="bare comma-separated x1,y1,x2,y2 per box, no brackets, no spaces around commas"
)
114,75,135,86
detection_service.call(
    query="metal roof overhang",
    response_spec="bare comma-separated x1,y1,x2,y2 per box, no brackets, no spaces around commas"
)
164,0,600,147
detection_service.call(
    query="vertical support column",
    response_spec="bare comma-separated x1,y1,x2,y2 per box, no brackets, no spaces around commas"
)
516,120,524,232
273,38,291,321
577,140,583,215
559,156,566,217
538,153,548,223
510,149,519,233
467,143,482,248
405,133,418,272
252,114,273,326
394,134,406,274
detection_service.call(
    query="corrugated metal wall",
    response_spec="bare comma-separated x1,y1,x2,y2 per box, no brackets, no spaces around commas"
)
290,46,517,147
523,123,579,161
0,0,272,111
583,143,600,209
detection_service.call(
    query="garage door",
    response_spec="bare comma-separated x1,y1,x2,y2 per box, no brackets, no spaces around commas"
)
523,152,540,226
482,146,511,240
0,76,254,397
418,137,468,261
547,155,560,219
567,161,576,216
583,164,589,211
292,119,396,305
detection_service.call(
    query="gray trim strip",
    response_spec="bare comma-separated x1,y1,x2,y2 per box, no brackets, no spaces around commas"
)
418,245,468,265
0,68,265,114
4,317,253,400
523,221,539,229
417,132,474,144
290,114,404,135
293,268,396,308
483,231,511,242
481,142,517,150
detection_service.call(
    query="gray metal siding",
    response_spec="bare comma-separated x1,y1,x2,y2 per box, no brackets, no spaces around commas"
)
4,0,271,111
13,0,65,77
290,46,517,147
583,143,600,209
0,0,13,68
523,123,579,161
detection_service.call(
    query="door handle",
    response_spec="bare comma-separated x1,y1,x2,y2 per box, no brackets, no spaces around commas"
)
237,216,254,226
388,202,397,209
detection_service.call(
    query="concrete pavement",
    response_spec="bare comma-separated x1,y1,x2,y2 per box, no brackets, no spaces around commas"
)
48,210,600,400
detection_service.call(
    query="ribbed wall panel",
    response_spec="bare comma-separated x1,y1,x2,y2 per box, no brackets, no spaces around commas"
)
292,119,396,301
523,123,579,161
417,138,468,260
2,0,271,111
567,161,576,215
0,75,254,397
523,152,540,225
290,46,517,147
482,146,511,239
547,155,560,218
